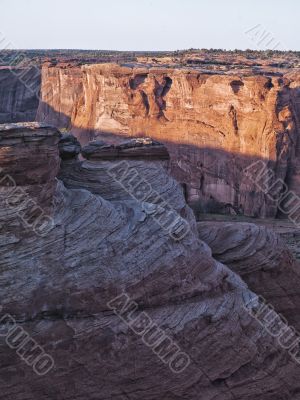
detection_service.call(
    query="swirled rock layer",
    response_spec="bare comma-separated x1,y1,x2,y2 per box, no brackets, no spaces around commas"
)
198,221,300,329
0,124,300,399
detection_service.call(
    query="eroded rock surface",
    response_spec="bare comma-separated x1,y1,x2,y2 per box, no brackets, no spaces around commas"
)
81,137,169,160
36,63,300,220
0,124,300,399
198,221,300,329
59,138,174,205
0,122,61,212
58,132,81,160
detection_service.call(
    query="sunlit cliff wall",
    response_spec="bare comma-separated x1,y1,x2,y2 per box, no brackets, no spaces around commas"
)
36,63,300,217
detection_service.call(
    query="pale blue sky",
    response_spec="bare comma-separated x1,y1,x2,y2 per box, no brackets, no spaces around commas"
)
0,0,299,51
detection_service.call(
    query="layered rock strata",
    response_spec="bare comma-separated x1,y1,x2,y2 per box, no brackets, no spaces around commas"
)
0,124,300,399
198,221,300,329
81,137,170,160
59,138,174,205
58,132,81,160
36,63,300,219
0,122,60,217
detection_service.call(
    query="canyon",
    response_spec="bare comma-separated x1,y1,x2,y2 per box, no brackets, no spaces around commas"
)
1,52,300,220
37,62,300,220
1,52,300,399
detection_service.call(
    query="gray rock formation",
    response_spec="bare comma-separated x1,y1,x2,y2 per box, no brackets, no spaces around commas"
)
58,132,81,160
81,137,170,160
198,221,300,329
0,124,300,399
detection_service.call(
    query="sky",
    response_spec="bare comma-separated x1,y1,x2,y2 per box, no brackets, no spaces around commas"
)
0,0,299,51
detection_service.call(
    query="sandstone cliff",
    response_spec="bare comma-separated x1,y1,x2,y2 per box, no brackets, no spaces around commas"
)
37,63,300,219
1,123,300,399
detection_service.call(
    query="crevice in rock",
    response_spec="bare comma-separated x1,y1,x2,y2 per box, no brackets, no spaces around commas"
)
129,74,147,90
230,80,244,94
140,90,150,115
229,105,239,135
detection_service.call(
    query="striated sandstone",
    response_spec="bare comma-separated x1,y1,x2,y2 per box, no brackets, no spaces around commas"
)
1,124,300,399
59,138,178,206
0,122,61,211
198,221,300,329
81,137,170,160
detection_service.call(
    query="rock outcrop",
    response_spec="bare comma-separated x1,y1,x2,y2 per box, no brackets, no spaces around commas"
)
36,63,300,219
0,122,61,213
58,132,81,160
81,137,170,160
198,221,300,329
1,124,300,399
58,139,185,226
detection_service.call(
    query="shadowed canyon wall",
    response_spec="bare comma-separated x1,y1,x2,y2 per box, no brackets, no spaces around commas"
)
0,67,40,123
36,64,300,218
1,63,300,218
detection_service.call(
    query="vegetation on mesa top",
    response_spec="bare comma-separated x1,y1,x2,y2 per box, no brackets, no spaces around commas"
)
1,48,300,68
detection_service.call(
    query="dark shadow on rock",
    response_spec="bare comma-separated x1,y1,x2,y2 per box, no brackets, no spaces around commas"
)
33,103,300,220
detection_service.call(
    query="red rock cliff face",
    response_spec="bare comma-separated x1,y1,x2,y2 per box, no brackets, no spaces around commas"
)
37,64,300,217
